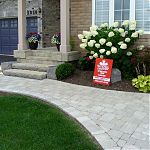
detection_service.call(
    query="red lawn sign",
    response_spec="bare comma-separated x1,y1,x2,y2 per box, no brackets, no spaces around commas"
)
93,58,113,86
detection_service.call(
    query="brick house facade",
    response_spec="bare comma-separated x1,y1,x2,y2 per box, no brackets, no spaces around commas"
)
41,0,150,55
0,0,149,56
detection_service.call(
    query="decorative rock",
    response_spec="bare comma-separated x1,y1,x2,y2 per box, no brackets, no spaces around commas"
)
111,68,122,83
1,62,16,71
47,65,57,80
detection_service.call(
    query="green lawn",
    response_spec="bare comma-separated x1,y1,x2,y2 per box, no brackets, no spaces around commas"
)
0,94,101,150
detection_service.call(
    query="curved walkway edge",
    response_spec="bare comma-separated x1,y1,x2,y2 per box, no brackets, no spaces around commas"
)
0,75,149,150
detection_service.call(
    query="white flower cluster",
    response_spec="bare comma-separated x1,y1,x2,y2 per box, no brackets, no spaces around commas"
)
78,20,145,60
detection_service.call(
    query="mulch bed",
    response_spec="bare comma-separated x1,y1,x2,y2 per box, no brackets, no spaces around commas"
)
63,69,138,93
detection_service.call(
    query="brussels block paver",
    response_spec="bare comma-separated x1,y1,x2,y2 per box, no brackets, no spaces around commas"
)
0,75,149,150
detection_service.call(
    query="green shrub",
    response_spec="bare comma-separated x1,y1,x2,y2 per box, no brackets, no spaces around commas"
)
56,63,76,80
132,75,150,93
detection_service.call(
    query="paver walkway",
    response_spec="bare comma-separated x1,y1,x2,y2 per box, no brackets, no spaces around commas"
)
0,74,149,150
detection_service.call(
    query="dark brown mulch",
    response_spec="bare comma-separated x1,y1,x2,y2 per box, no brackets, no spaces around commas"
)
63,69,138,93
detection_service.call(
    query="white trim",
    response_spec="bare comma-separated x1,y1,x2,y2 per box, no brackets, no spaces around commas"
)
109,0,114,26
130,0,135,20
92,0,96,25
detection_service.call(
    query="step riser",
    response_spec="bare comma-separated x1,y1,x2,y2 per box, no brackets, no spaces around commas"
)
26,55,62,61
12,65,48,72
3,70,47,80
18,59,62,65
32,53,56,57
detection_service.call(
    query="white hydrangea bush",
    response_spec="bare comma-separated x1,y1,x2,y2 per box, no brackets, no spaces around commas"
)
78,20,144,60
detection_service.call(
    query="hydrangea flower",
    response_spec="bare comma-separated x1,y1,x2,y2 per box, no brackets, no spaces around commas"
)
131,32,138,38
93,53,98,58
80,43,87,49
95,43,100,48
108,32,115,37
119,28,125,33
99,38,106,45
112,22,119,28
106,51,111,56
89,56,93,60
127,51,132,56
99,49,105,54
106,42,112,47
111,47,117,54
78,34,84,40
125,38,131,43
120,43,127,49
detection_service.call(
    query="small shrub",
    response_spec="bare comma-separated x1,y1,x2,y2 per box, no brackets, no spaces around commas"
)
132,75,150,93
56,63,76,80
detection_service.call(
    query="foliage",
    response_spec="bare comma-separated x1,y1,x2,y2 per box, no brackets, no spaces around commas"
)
78,56,95,70
56,63,76,80
78,20,144,79
132,75,150,93
51,33,61,45
26,32,41,43
0,94,100,150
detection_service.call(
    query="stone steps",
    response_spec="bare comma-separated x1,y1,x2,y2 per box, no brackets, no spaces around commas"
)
3,69,47,80
26,56,55,61
12,63,53,72
31,49,59,57
18,59,62,65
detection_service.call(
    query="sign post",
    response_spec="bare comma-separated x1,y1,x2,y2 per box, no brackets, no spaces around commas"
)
93,58,113,86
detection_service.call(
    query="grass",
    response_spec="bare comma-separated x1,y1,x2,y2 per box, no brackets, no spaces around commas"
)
0,94,101,150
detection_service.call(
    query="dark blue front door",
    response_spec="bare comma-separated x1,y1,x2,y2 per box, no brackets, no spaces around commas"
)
0,17,38,55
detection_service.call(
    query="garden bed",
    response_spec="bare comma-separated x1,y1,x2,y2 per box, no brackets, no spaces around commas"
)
63,69,138,93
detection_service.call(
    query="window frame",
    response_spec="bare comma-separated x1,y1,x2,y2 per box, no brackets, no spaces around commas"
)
92,0,150,34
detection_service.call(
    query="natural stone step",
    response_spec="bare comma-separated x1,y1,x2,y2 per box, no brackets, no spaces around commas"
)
35,47,58,52
12,63,53,72
3,69,47,80
26,54,62,61
18,59,63,65
26,56,54,61
31,48,59,57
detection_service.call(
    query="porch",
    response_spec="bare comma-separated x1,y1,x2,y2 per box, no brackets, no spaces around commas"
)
14,0,80,62
2,0,80,80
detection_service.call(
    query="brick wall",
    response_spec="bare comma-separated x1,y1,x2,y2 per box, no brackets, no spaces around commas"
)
70,0,92,55
42,0,60,47
137,34,150,47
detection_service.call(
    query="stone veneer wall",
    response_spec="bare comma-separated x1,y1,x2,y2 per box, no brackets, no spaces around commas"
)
0,0,42,18
70,0,92,55
42,0,60,48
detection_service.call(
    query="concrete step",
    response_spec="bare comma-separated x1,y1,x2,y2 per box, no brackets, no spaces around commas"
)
31,47,58,57
3,69,47,80
26,53,61,61
12,63,53,72
26,56,54,61
19,59,62,65
36,47,58,52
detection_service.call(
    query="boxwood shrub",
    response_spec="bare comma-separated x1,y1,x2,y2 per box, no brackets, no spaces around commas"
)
56,63,76,80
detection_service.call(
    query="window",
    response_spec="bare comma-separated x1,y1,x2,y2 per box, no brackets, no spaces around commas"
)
10,20,18,28
114,0,130,23
136,0,150,31
93,0,150,32
95,0,109,25
1,20,9,28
